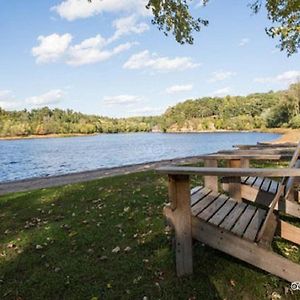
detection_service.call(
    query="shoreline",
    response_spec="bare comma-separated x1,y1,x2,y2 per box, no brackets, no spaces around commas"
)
0,155,210,195
0,128,286,141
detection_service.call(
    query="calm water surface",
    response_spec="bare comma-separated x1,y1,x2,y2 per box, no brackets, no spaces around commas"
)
0,132,280,183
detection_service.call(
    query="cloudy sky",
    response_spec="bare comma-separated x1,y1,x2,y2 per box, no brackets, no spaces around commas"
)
1,0,300,117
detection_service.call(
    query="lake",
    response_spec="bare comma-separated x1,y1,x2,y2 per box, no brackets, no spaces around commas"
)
0,132,280,183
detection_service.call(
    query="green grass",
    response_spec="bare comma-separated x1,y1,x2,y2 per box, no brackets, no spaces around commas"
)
0,166,300,299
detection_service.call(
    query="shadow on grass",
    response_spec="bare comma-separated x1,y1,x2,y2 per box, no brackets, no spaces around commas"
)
0,171,295,299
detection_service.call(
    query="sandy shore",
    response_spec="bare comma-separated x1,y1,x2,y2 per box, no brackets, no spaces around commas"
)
0,133,100,141
263,129,300,144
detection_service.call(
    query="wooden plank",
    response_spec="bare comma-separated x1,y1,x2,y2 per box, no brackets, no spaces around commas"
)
261,178,272,192
258,212,278,249
191,187,211,207
253,177,264,189
258,141,300,243
278,220,300,245
219,202,247,231
191,191,220,216
231,205,257,236
209,198,236,226
198,194,227,221
168,175,193,276
228,159,242,201
204,159,218,192
244,176,257,185
192,217,300,282
191,186,202,195
241,176,248,183
243,208,266,241
196,154,288,160
157,167,300,177
269,180,279,194
241,158,250,168
235,184,300,218
285,160,300,199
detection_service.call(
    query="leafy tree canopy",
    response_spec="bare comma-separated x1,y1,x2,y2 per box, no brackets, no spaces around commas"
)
145,0,300,55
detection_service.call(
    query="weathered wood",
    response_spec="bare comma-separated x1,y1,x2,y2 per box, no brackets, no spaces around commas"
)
196,154,289,160
191,187,211,206
167,175,193,276
240,158,250,168
278,220,300,245
285,160,300,200
198,194,227,221
231,205,257,237
192,191,219,216
261,178,272,192
157,167,300,177
253,177,264,189
258,142,300,242
191,186,202,195
192,217,300,282
243,208,266,241
241,176,248,183
245,176,257,186
269,180,279,194
228,159,242,201
219,202,247,231
204,159,218,192
209,198,235,226
223,183,300,218
234,143,297,149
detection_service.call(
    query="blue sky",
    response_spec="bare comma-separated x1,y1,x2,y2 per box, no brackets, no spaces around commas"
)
0,0,300,117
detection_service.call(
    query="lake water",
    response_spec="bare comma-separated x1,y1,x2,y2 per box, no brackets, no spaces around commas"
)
0,132,280,183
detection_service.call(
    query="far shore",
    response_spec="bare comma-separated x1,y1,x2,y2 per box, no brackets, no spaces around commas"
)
0,128,289,141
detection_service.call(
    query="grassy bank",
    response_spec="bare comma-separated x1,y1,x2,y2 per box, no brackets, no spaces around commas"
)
0,166,300,299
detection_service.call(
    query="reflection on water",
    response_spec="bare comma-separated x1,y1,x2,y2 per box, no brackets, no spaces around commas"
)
0,132,280,182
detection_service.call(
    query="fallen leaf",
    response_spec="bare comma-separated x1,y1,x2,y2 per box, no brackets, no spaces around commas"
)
112,246,120,253
271,292,281,300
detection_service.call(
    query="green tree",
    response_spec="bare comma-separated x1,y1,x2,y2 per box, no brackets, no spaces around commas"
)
145,1,300,55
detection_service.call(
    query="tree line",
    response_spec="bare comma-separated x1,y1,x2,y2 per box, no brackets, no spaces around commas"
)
1,83,300,137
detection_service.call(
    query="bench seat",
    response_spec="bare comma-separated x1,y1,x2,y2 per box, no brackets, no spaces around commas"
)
191,186,266,242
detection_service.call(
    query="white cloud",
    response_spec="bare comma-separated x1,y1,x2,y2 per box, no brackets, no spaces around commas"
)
52,0,148,21
32,14,146,66
212,87,231,97
103,94,142,106
0,90,19,110
32,33,136,66
67,34,135,66
239,38,250,47
0,90,13,101
26,89,64,106
166,84,193,94
32,33,73,63
209,70,236,83
254,70,300,84
108,15,149,43
123,50,201,72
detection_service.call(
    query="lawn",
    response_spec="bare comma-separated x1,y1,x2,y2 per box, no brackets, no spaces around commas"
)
0,163,300,300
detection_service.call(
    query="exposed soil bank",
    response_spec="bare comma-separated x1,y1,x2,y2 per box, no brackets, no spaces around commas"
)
264,129,300,144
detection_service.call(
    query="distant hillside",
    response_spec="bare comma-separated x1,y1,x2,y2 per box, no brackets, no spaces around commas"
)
1,83,300,138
